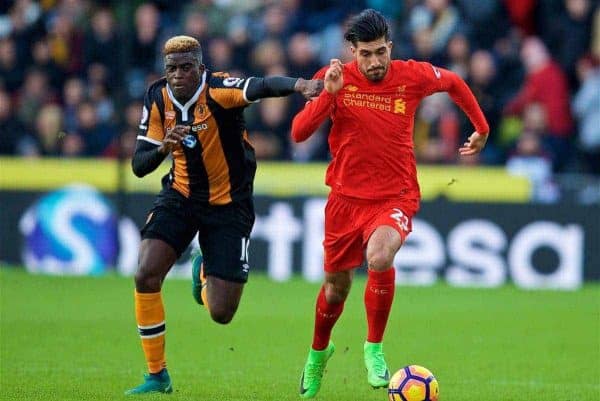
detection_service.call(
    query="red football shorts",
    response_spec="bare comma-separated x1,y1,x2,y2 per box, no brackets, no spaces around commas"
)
323,192,419,273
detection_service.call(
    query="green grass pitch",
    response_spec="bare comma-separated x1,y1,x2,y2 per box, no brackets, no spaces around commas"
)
1,267,598,401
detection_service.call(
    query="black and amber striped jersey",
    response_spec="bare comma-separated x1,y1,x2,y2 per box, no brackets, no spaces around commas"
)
137,70,259,205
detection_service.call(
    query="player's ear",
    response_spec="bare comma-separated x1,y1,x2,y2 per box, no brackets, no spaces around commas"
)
388,41,393,51
350,46,356,56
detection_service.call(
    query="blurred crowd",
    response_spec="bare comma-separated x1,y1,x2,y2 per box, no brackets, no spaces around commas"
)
0,0,599,189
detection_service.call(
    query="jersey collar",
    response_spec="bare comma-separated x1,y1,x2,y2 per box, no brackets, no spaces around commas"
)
166,70,207,122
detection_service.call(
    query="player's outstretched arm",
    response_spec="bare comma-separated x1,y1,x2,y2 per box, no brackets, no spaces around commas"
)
245,76,323,101
438,69,489,155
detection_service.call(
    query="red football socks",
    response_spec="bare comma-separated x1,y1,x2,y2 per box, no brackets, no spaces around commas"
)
311,286,344,350
364,268,395,343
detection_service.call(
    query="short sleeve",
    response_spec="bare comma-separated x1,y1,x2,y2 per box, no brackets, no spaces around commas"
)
208,73,253,109
138,84,165,145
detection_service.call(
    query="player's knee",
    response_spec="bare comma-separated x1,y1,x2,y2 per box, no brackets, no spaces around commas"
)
367,250,393,271
324,284,349,304
134,269,162,292
209,306,236,325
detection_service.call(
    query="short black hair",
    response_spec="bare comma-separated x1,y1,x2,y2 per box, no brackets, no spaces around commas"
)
344,9,390,45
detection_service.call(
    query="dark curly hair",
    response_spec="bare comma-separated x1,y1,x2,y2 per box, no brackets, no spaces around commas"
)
344,9,390,46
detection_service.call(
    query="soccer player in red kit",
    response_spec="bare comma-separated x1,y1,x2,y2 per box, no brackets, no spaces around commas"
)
292,9,489,398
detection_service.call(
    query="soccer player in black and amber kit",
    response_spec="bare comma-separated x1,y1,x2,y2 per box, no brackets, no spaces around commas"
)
126,35,323,395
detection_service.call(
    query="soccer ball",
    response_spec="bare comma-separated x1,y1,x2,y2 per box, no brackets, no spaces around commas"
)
388,365,439,401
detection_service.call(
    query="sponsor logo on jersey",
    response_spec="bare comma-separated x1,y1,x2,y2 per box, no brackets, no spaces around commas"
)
182,134,198,148
191,123,209,132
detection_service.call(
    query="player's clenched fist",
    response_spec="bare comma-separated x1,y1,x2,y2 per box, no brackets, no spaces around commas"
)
294,78,324,100
325,59,344,94
159,125,190,154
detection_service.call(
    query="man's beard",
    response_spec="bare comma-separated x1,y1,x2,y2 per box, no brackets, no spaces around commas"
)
366,67,386,81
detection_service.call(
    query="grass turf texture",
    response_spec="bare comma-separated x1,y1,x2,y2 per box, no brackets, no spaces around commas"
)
1,267,598,401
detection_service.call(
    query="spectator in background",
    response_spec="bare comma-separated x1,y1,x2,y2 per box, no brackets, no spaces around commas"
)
506,103,559,203
61,77,86,134
0,0,43,62
504,37,574,171
544,0,595,89
182,1,230,38
116,100,144,159
0,88,32,155
83,7,120,88
454,0,509,49
226,13,253,69
74,101,117,156
287,32,321,79
409,0,461,59
16,68,56,130
180,9,210,43
88,80,114,124
127,2,162,99
414,93,461,164
250,38,286,75
46,10,84,75
572,55,600,175
0,37,23,92
247,96,289,159
466,49,505,164
246,64,294,160
31,37,64,91
445,32,470,78
253,4,292,42
503,0,537,36
33,103,64,156
206,36,234,71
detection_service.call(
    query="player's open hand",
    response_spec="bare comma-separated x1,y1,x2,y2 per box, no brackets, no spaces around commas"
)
325,59,343,94
295,78,324,100
459,131,488,156
160,125,190,154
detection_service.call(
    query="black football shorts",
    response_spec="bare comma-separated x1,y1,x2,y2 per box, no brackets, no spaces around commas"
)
141,188,255,283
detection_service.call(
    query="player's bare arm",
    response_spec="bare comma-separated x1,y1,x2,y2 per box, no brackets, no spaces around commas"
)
294,78,324,99
245,76,322,101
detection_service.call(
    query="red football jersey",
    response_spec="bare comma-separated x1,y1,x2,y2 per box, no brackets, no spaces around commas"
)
291,60,489,201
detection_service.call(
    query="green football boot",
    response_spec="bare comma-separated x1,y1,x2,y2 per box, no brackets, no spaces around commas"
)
125,369,173,395
364,341,390,388
299,342,335,398
191,252,207,305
